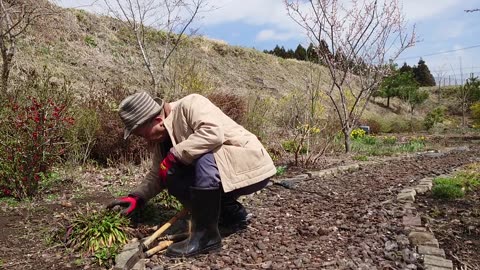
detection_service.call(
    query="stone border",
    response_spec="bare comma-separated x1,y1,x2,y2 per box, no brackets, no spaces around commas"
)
397,176,454,270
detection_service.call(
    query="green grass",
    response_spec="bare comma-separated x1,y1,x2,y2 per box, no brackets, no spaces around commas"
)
276,165,287,176
0,197,19,207
431,167,480,200
352,155,368,161
351,136,426,156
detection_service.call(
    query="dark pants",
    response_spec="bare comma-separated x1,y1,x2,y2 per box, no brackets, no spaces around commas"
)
166,152,269,203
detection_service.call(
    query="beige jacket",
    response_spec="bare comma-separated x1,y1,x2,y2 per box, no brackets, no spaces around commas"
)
132,94,276,201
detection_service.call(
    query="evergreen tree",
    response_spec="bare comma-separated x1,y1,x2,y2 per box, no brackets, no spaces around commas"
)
306,43,318,63
378,70,418,108
272,45,282,57
318,39,332,64
286,49,295,59
294,44,307,60
399,62,412,73
413,58,436,86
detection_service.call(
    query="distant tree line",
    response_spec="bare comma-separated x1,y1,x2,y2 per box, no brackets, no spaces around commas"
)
263,43,321,63
263,41,369,75
398,59,436,87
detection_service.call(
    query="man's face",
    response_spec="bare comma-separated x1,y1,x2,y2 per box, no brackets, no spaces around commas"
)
133,116,168,142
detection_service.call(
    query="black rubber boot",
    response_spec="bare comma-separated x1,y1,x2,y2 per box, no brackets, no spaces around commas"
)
219,197,248,227
166,187,222,257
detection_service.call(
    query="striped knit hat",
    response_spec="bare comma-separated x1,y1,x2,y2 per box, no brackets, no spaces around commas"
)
118,92,164,139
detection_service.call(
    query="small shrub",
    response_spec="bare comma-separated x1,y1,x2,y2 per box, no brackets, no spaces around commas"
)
471,102,480,125
66,108,100,165
362,118,381,134
281,139,307,154
208,92,247,124
0,70,74,199
424,107,446,130
390,118,410,133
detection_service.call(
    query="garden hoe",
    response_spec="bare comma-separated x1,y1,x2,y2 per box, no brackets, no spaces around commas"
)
121,208,189,270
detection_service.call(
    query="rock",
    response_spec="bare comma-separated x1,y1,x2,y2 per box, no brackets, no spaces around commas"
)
403,215,422,227
261,261,272,269
423,255,453,269
408,232,436,246
417,246,446,257
384,240,398,251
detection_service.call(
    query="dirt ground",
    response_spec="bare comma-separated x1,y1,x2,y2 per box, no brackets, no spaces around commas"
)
0,142,479,270
416,183,480,269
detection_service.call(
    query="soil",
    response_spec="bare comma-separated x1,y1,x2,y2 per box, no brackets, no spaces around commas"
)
416,186,480,269
0,144,478,270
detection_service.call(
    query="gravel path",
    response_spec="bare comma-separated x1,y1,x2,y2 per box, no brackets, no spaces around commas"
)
148,147,479,269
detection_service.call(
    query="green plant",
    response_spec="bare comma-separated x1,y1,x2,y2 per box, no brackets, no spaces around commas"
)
424,107,445,130
471,102,480,125
65,207,130,267
84,35,97,48
382,136,397,145
66,108,100,165
0,70,74,199
361,135,377,145
350,128,366,139
152,190,183,211
432,177,465,199
276,165,287,176
353,155,368,161
281,139,307,154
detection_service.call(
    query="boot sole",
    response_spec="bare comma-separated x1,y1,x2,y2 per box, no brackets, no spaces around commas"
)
165,242,222,258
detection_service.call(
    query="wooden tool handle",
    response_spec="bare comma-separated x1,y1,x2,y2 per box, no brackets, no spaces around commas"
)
144,240,174,257
143,208,188,249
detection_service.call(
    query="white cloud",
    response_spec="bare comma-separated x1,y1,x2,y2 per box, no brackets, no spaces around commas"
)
256,29,299,42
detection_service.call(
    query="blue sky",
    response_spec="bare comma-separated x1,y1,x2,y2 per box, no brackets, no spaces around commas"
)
57,0,480,84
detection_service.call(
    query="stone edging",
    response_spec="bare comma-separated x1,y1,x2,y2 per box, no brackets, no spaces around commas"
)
397,176,454,270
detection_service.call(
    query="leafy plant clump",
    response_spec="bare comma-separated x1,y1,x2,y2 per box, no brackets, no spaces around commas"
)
432,177,465,200
424,107,445,130
64,208,131,267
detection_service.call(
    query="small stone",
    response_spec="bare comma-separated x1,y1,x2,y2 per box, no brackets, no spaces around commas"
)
403,215,422,227
408,232,435,246
256,242,267,250
423,255,453,268
384,240,398,251
398,192,415,202
417,246,446,257
261,261,272,269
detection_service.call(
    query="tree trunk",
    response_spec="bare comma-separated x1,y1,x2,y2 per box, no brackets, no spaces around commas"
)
387,96,390,108
1,50,12,93
343,129,351,153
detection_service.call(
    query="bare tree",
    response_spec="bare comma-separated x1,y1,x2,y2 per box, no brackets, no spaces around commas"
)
0,0,45,93
104,0,209,94
285,0,416,152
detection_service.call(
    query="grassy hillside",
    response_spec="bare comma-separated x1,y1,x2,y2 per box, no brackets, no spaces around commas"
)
7,1,459,155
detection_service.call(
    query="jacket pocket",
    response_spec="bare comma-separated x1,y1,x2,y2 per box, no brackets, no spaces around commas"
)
222,145,267,175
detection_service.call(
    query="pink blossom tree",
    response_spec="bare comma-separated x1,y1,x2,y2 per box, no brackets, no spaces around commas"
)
285,0,416,152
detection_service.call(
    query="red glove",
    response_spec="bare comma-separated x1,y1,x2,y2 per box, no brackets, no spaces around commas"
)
159,151,178,184
106,195,142,216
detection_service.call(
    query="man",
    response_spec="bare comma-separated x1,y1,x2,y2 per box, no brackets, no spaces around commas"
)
107,92,276,257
